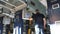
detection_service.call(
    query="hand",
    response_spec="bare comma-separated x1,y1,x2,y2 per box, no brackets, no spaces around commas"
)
29,18,33,20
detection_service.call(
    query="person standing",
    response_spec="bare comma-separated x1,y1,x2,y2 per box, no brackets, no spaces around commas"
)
3,16,11,34
13,10,23,34
0,17,3,34
30,9,46,34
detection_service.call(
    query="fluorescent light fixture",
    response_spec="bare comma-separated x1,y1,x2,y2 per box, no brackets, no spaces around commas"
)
52,3,59,9
39,0,47,8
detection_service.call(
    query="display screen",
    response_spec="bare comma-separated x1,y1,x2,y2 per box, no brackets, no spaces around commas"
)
25,13,30,18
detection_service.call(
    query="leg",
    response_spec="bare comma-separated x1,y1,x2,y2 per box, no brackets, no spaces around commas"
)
18,27,21,34
40,28,44,34
13,28,16,34
6,24,10,34
16,26,18,34
35,24,39,34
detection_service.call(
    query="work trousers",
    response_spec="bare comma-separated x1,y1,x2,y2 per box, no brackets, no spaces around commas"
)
13,26,23,34
35,24,44,34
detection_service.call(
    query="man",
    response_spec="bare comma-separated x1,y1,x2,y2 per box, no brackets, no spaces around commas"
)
0,17,3,34
30,9,46,34
3,16,11,34
13,10,23,34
